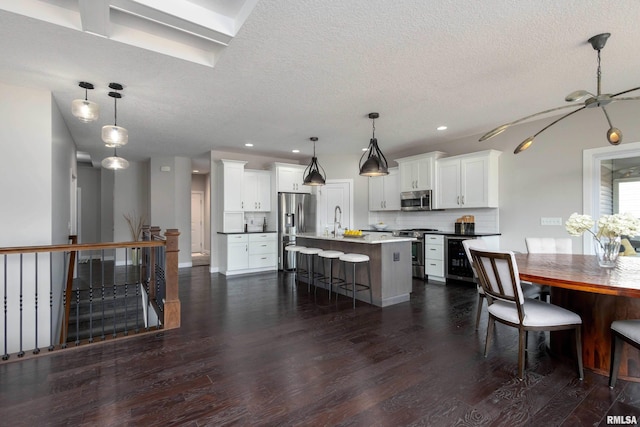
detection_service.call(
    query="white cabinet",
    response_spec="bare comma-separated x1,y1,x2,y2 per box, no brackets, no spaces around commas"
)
220,233,277,275
435,150,501,209
396,152,446,192
224,234,249,271
368,167,400,211
424,234,445,282
243,170,271,212
220,160,246,211
272,163,310,193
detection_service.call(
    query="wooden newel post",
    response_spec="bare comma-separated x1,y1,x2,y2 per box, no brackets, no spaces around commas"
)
163,229,181,329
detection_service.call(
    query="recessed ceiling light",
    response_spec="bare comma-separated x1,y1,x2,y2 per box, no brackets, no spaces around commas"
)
292,149,300,153
362,147,368,151
437,125,448,131
193,170,199,173
245,143,254,147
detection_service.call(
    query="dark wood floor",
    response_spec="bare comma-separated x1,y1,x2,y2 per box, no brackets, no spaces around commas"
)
2,267,640,426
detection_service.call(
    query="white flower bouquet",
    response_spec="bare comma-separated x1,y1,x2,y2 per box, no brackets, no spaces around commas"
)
565,212,640,267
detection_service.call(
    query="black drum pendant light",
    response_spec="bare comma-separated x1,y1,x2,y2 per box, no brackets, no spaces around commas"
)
359,112,389,176
480,33,640,154
303,137,326,186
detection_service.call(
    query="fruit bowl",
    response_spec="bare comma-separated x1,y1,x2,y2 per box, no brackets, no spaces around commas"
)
373,223,388,231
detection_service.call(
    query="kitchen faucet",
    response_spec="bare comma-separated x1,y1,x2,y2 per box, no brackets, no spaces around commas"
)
333,205,342,237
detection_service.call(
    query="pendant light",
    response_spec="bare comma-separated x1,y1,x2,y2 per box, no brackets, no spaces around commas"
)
71,81,99,123
102,83,128,147
359,112,389,176
101,147,129,170
303,137,326,186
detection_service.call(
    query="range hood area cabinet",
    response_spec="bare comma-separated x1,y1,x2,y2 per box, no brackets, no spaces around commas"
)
271,163,311,194
368,167,400,211
435,150,501,209
395,151,447,192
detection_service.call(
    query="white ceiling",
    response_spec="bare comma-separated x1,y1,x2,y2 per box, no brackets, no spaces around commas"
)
1,0,640,171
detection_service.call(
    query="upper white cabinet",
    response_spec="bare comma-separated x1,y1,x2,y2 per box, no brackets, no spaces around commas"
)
396,152,446,192
220,159,246,212
271,163,311,193
435,150,501,209
243,170,271,212
368,167,400,211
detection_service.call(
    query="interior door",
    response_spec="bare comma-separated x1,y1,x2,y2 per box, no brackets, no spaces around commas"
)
191,191,204,253
316,180,353,233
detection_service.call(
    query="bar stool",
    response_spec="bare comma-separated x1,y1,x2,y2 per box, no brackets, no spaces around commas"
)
609,319,640,388
338,253,373,308
284,245,305,285
299,247,322,293
317,250,344,299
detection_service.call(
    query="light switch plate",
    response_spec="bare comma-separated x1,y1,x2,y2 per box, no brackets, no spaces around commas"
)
541,217,563,226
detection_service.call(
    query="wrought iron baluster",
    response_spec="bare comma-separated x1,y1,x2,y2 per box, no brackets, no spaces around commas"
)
48,252,54,351
100,249,105,341
112,251,117,338
18,253,24,358
88,252,94,343
74,286,80,346
3,254,8,360
135,279,140,333
33,252,40,355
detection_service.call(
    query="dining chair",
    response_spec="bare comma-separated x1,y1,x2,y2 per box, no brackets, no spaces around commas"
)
609,319,640,387
462,239,542,330
469,248,584,380
525,237,572,254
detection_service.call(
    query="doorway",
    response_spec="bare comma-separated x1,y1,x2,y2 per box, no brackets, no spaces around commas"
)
191,191,204,254
315,179,354,234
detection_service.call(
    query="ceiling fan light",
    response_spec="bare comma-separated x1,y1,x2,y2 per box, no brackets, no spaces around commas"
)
479,124,509,141
564,90,593,102
102,125,128,147
101,155,129,170
514,136,535,154
607,127,622,145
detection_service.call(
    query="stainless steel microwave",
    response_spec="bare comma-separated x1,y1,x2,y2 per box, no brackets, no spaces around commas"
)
400,190,433,211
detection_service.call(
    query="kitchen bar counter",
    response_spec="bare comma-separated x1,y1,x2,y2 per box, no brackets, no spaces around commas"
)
296,233,414,307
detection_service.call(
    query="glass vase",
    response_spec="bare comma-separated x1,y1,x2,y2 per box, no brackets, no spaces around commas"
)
594,236,621,268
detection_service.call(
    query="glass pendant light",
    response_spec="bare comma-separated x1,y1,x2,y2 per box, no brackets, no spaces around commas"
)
359,112,389,176
102,83,128,147
71,81,99,123
101,147,129,170
303,137,326,186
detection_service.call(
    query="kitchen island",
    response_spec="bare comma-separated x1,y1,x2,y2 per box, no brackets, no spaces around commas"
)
296,232,415,307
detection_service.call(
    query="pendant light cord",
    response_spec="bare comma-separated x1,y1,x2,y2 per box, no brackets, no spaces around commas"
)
113,95,118,126
596,49,602,96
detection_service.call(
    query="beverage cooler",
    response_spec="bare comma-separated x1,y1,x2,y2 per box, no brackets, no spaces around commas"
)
445,236,475,283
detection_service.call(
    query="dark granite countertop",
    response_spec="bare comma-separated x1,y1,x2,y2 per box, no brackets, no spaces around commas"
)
217,231,277,235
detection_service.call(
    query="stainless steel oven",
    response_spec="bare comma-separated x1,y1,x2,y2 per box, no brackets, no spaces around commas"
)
393,228,439,279
445,236,475,282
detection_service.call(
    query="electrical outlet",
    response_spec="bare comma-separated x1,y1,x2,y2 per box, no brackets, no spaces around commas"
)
393,252,400,261
540,217,563,226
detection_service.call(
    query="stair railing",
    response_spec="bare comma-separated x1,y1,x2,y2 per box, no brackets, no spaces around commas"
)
0,227,180,362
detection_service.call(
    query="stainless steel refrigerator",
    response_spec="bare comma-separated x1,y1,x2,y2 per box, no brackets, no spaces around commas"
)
278,192,315,270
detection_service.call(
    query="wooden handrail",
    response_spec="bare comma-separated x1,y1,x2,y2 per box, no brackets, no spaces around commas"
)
0,240,165,255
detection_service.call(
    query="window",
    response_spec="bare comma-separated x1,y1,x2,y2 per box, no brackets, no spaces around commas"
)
614,178,640,217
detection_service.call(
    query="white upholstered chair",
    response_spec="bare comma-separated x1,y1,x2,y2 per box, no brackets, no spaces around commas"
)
462,239,542,330
469,248,584,380
609,320,640,387
525,237,572,254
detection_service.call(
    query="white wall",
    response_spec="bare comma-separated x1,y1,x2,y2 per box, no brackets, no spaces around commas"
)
77,166,101,243
150,157,191,266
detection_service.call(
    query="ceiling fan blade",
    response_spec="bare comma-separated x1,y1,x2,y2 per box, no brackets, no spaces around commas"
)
612,86,640,97
611,96,640,101
479,104,580,142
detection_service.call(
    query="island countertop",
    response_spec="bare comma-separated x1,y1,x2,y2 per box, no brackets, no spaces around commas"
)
295,232,416,244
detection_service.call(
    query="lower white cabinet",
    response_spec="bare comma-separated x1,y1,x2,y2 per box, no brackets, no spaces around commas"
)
424,234,445,282
220,233,277,275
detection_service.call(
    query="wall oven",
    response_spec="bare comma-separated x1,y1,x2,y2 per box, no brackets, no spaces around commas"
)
445,236,475,283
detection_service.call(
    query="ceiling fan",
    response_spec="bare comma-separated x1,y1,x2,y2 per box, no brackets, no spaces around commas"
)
480,33,640,154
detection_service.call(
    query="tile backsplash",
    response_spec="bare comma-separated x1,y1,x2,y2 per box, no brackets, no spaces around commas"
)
244,212,268,231
368,208,499,233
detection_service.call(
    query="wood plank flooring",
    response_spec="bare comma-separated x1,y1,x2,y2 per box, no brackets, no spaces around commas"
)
1,267,640,426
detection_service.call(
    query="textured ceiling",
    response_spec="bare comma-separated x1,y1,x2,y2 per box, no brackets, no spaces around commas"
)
1,0,640,170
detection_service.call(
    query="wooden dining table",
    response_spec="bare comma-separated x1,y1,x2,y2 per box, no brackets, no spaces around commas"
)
515,253,640,380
